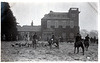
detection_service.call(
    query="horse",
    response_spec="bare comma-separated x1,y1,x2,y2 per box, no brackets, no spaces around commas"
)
48,38,59,49
74,40,84,55
84,39,89,51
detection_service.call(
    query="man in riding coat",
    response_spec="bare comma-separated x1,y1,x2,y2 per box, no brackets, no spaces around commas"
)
84,34,90,51
85,34,89,42
32,32,37,49
51,33,55,40
75,33,82,42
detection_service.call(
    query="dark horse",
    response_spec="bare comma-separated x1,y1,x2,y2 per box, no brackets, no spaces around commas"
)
48,38,59,49
84,35,89,51
84,40,89,51
74,41,84,55
74,33,84,55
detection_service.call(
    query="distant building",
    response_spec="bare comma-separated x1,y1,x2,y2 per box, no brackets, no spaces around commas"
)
41,8,80,41
17,8,80,41
17,22,41,41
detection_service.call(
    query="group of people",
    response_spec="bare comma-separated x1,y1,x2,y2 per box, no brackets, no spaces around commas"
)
75,33,97,44
32,32,96,51
48,33,90,55
74,33,91,55
32,32,59,49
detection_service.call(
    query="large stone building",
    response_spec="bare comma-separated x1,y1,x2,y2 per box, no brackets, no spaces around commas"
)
17,22,41,41
41,8,80,41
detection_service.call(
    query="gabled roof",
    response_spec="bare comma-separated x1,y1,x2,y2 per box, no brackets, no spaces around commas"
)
42,11,70,20
17,25,41,32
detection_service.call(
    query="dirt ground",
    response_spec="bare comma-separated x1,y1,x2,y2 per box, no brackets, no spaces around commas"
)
1,41,98,62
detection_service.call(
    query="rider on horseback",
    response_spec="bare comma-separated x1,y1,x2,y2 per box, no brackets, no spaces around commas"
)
74,33,84,55
47,33,59,49
51,33,55,41
75,33,81,42
84,34,90,51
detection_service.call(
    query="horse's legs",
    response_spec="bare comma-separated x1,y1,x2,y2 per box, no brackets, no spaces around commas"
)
35,40,37,49
33,43,34,48
87,42,89,51
50,44,52,49
84,42,87,51
86,46,88,51
77,47,79,54
81,45,84,55
87,47,88,51
32,41,34,48
49,41,52,49
32,40,36,49
84,45,86,51
56,41,59,49
35,43,36,49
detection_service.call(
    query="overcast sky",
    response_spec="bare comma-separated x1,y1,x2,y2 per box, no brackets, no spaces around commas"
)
9,2,98,32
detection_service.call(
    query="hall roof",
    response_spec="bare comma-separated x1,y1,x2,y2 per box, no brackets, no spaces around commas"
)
17,25,41,32
42,11,70,20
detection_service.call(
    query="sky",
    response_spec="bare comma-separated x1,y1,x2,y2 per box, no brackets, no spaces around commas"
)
9,2,98,32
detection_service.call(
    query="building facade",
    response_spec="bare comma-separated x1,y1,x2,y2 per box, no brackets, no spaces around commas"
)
41,8,80,41
17,23,41,41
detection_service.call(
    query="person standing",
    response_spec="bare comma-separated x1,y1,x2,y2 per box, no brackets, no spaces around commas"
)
32,32,37,49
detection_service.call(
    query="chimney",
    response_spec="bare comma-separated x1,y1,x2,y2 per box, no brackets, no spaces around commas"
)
31,20,33,26
50,10,53,13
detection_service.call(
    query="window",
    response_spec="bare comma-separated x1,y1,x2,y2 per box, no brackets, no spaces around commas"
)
47,20,51,28
55,21,58,28
71,14,76,17
51,26,55,28
62,21,66,28
59,25,62,28
70,21,74,28
66,21,69,26
70,33,74,38
62,33,66,39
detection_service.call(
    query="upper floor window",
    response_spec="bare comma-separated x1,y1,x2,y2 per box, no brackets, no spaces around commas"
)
47,20,51,28
62,21,66,28
70,21,74,28
55,21,58,28
71,14,76,17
